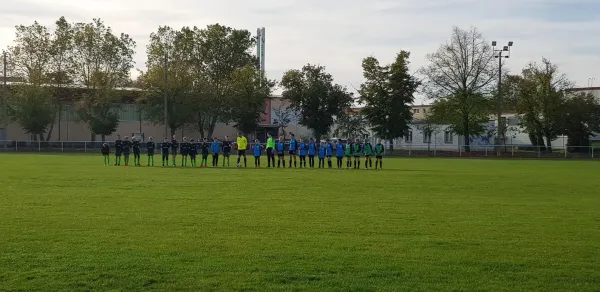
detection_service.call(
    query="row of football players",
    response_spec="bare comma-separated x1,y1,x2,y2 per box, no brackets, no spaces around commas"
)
100,135,386,169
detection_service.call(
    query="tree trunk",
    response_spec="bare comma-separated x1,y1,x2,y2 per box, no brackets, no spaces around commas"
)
90,132,96,141
207,116,218,138
170,127,176,138
545,136,553,153
101,134,106,141
39,133,45,141
46,119,55,141
463,116,470,153
389,139,394,153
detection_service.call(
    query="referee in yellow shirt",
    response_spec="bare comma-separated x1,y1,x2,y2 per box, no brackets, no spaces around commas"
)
236,132,248,167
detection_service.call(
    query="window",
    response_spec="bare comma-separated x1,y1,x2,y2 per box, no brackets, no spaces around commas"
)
423,108,427,113
405,130,412,143
119,104,141,122
413,108,420,113
444,130,453,144
423,130,432,143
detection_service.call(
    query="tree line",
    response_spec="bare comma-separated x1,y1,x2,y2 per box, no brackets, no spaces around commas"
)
1,18,599,152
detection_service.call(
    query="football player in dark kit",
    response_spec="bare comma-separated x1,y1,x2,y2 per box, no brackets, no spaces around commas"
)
146,137,155,166
122,136,132,166
170,135,179,167
132,135,141,166
114,134,123,166
101,143,110,165
161,137,170,167
180,137,190,167
188,138,198,167
221,136,232,167
201,138,210,167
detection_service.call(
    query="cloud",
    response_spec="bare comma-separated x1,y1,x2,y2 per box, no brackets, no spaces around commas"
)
1,0,599,101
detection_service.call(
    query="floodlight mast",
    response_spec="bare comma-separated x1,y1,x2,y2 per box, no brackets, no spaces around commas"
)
492,41,514,155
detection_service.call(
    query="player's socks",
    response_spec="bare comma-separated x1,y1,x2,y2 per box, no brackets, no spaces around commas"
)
358,161,360,168
294,161,297,168
369,160,372,168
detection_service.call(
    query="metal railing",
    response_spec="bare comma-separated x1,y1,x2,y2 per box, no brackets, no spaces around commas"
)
0,140,597,159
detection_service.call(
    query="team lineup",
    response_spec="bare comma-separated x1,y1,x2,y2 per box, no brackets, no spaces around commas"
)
100,132,386,169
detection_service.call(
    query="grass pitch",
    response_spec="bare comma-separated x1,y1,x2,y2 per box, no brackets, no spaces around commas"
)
0,154,599,291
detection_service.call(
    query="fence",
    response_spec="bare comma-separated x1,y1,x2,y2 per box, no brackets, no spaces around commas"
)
0,140,598,159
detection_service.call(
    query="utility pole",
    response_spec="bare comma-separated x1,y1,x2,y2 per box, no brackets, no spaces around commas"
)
164,51,168,139
492,40,514,155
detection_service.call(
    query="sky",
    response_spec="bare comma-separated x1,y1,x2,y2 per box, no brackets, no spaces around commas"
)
1,0,599,103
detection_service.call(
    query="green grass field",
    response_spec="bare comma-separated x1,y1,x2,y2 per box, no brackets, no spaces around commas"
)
1,154,599,291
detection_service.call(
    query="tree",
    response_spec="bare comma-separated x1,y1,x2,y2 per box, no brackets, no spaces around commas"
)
72,19,135,140
75,90,120,141
5,20,55,140
137,26,194,136
7,85,55,140
272,99,294,137
183,24,257,138
280,64,353,140
419,27,497,152
332,111,369,139
514,58,570,152
359,51,420,151
429,93,493,146
414,107,440,152
47,16,75,141
560,92,600,152
228,65,274,135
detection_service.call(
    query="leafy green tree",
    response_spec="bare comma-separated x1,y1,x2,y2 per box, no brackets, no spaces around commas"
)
7,85,55,140
6,20,55,140
47,16,75,141
72,18,135,140
332,111,369,139
419,27,497,152
228,65,274,135
137,26,194,136
560,92,600,152
281,64,353,140
430,94,493,145
358,51,420,151
514,58,569,152
183,24,257,137
75,90,120,141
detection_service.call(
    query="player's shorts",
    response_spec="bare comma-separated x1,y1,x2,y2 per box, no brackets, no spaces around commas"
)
133,149,140,155
147,151,154,155
237,150,246,156
254,155,261,159
181,150,189,156
202,154,208,159
353,155,361,157
171,149,178,155
162,152,169,156
326,155,332,158
376,155,383,159
189,152,197,158
346,154,352,158
299,154,306,158
365,154,372,157
277,152,284,157
308,155,314,158
288,150,296,155
336,156,343,159
123,151,130,156
115,150,122,156
223,151,230,157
